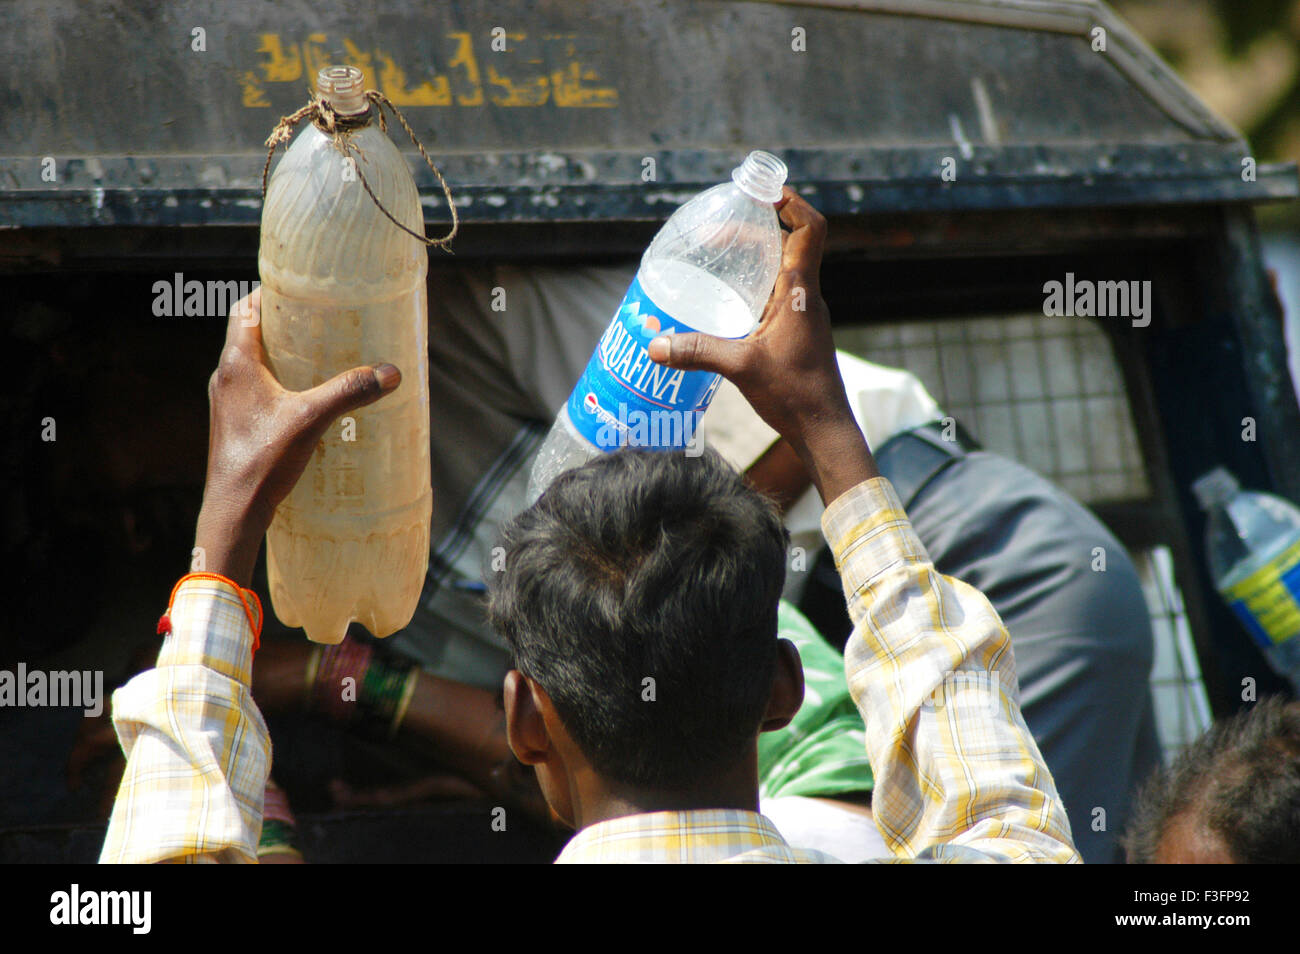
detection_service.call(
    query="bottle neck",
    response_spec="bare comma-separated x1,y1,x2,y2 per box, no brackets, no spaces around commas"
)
1193,467,1240,511
731,151,787,203
316,65,368,116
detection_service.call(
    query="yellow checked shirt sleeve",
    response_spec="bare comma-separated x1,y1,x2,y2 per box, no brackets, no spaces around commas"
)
824,478,1080,863
100,579,270,864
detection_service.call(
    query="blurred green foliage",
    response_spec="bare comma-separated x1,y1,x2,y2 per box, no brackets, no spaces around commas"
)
1114,0,1299,162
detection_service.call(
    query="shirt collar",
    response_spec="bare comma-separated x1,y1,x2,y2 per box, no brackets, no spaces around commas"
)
555,809,796,864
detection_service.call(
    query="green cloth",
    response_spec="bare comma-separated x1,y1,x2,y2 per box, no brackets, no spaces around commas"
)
757,600,874,799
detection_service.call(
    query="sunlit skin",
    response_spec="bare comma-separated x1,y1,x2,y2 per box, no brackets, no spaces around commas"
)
1152,813,1237,864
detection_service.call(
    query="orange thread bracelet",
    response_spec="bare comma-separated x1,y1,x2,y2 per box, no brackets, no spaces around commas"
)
160,572,264,654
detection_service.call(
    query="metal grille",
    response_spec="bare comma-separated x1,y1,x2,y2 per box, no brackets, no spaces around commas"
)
835,313,1150,504
836,313,1203,761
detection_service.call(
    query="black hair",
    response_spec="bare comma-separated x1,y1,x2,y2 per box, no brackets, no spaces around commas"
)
488,447,790,790
1124,695,1300,863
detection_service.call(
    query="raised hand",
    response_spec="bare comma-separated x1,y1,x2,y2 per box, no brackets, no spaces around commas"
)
194,288,401,586
648,188,877,504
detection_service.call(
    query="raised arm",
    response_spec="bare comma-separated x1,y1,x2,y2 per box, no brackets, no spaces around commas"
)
101,290,401,863
648,190,1078,863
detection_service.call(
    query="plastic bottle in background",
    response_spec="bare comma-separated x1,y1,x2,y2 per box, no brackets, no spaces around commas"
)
1192,467,1300,691
259,66,432,644
526,150,788,501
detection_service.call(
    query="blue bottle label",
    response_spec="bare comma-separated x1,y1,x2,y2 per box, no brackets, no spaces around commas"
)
567,273,723,452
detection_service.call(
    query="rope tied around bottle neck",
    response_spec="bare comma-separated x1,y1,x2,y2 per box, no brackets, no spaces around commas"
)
261,89,458,251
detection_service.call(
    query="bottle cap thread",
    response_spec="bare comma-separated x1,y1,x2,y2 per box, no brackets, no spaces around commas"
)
316,65,368,116
732,150,788,203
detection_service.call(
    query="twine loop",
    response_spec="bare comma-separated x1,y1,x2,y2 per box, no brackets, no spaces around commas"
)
261,89,458,251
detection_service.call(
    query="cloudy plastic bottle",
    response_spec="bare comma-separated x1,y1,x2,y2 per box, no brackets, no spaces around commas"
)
526,150,787,501
258,66,432,644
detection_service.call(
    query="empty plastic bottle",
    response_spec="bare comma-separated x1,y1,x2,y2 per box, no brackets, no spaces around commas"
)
259,65,432,644
1192,467,1300,691
526,150,788,501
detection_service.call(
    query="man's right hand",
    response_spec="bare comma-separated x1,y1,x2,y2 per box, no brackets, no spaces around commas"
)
196,288,401,587
646,187,878,505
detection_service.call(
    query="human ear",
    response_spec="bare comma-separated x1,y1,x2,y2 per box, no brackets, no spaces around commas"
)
503,669,553,765
760,638,805,732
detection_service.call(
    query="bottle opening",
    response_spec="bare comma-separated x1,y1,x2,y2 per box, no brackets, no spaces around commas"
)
1192,467,1240,510
732,150,788,203
316,65,368,116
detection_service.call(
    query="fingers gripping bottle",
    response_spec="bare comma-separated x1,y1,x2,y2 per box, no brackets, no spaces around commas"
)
526,150,788,501
1193,467,1300,692
259,66,432,644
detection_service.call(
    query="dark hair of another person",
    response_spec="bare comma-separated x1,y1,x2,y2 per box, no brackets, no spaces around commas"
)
1124,695,1300,863
487,447,790,790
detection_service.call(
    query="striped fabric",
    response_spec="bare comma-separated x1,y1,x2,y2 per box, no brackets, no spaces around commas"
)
556,810,840,864
100,579,269,864
824,478,1078,863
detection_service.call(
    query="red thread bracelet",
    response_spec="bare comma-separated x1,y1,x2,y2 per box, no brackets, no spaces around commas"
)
163,572,264,653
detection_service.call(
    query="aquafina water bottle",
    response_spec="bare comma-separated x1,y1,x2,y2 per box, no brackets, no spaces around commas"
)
526,150,788,501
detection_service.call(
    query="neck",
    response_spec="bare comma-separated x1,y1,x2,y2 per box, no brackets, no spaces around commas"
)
570,755,761,830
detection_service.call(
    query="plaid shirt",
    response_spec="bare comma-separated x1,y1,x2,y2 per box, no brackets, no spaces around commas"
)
830,476,1076,862
556,810,839,863
100,578,269,863
101,477,1078,864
